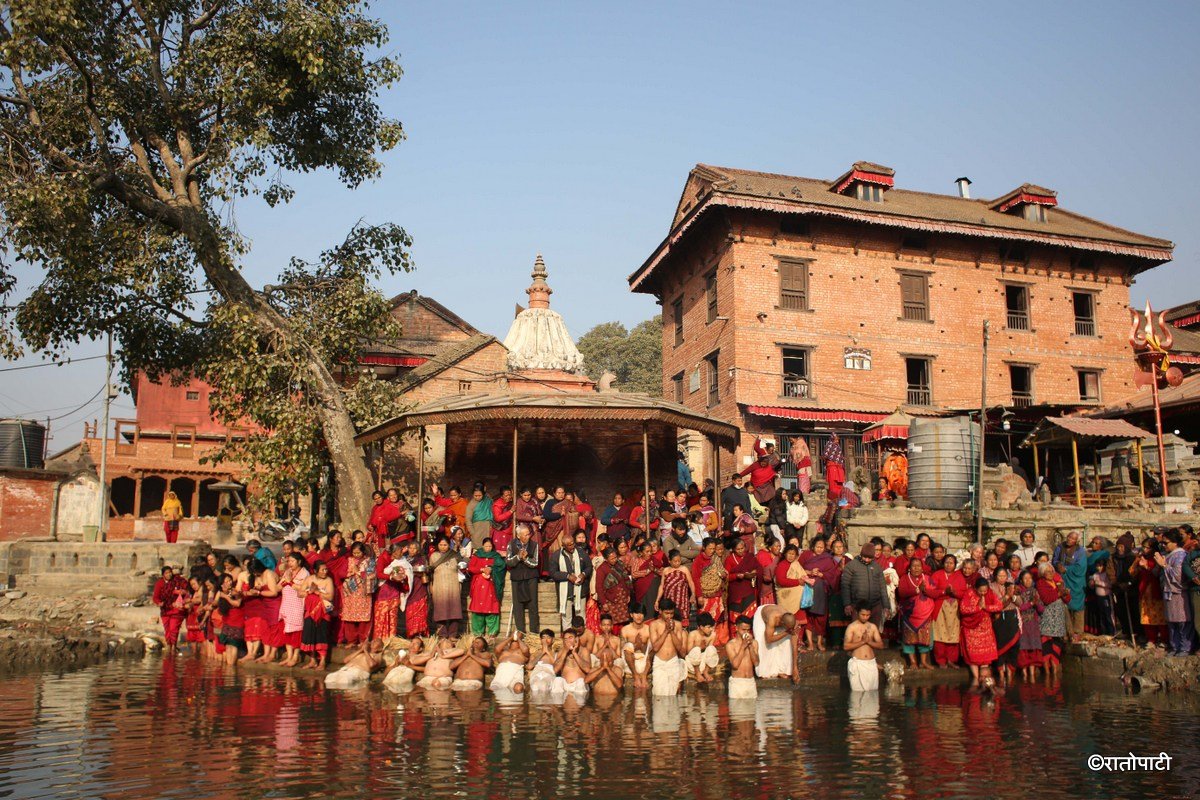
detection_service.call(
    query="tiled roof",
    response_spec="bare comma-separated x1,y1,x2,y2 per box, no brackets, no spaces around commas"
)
630,163,1173,292
393,334,499,392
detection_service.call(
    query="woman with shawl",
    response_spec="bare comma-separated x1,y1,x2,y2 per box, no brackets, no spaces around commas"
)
756,538,782,606
656,549,696,626
467,537,506,636
429,536,465,637
595,546,633,627
468,486,494,549
896,558,935,669
725,538,762,623
823,433,846,499
1131,539,1167,646
340,542,375,646
1036,563,1069,674
632,539,664,617
926,553,967,667
697,544,730,646
773,545,812,645
800,536,838,651
367,491,400,552
404,540,431,638
1015,569,1044,676
372,543,408,643
989,567,1020,683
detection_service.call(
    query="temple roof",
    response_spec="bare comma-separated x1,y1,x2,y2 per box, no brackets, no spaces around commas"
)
503,255,585,374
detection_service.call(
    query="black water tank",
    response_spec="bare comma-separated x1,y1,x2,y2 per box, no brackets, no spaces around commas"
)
0,418,47,469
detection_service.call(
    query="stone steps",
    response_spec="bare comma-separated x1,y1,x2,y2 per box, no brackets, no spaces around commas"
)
497,581,563,630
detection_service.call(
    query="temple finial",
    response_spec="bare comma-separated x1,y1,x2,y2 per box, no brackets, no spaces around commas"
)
527,253,552,309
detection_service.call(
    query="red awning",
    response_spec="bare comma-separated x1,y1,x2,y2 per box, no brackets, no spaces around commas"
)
862,425,909,444
744,406,889,424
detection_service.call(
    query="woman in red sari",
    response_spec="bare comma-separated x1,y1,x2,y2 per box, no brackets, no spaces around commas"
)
631,540,661,618
575,491,598,551
756,538,782,606
152,566,190,655
799,536,837,651
656,549,696,626
896,558,935,669
725,538,761,639
367,491,401,551
959,576,1003,686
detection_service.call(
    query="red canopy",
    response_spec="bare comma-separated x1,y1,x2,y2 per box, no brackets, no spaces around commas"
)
861,410,914,444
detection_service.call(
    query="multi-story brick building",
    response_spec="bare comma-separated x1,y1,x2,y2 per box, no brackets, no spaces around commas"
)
629,161,1174,484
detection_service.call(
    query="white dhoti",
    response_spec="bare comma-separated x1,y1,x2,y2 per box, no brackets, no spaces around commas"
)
727,675,758,699
550,676,588,699
685,645,720,678
753,607,794,679
490,661,526,692
622,642,648,675
651,655,686,696
416,675,454,691
382,665,415,693
529,662,556,694
847,657,879,692
324,664,370,689
450,678,483,691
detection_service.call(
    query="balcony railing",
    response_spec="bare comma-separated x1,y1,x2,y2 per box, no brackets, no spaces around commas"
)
1074,318,1096,337
1012,391,1033,408
906,386,932,406
1007,311,1030,331
783,377,811,398
902,303,928,322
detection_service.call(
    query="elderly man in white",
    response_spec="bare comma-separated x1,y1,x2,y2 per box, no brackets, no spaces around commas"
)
549,533,592,632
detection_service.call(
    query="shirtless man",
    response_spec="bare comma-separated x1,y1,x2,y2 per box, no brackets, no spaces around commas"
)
552,628,592,698
586,647,626,696
528,629,557,694
591,614,622,663
413,637,465,690
492,628,530,693
647,597,687,696
725,615,759,699
382,637,425,693
620,605,652,689
844,600,885,691
450,637,493,691
753,604,798,682
325,638,385,688
685,612,720,683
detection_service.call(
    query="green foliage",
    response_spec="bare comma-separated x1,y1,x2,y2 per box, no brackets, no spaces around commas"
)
0,1,409,516
576,315,662,395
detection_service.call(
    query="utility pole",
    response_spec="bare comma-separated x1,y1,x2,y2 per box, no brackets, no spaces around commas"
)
97,333,114,542
976,320,989,546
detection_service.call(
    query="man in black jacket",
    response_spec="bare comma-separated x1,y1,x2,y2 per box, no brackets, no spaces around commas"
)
720,473,751,533
506,523,540,633
842,543,888,627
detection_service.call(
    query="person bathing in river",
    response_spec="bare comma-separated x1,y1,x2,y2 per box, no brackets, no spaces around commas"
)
492,628,530,693
552,627,592,698
844,600,885,691
725,615,759,699
648,597,687,695
685,613,720,684
450,637,493,691
414,637,466,690
620,605,651,689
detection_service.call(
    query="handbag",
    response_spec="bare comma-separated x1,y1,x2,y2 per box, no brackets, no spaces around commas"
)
799,583,814,609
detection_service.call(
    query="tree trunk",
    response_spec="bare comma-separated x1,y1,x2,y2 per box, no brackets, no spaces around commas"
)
177,207,376,529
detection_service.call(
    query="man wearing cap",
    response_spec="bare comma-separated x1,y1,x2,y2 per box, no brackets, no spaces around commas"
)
842,543,888,628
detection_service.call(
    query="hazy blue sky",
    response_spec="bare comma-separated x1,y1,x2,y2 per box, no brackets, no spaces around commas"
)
4,0,1199,449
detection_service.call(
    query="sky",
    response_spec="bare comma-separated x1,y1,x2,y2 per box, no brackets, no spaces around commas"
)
3,0,1199,449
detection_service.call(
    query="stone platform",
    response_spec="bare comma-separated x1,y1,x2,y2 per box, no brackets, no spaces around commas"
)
0,540,205,599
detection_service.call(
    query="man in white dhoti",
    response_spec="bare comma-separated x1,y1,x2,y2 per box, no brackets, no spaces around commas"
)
844,601,884,691
648,598,687,696
726,614,759,699
753,604,797,680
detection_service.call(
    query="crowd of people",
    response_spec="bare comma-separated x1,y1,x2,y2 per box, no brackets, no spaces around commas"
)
151,443,1200,700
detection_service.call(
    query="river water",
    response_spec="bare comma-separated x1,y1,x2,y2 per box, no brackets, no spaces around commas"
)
0,657,1194,800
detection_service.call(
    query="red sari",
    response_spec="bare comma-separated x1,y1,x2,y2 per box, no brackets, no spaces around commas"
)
467,554,501,614
153,576,190,645
756,550,779,606
959,589,1003,665
367,500,401,551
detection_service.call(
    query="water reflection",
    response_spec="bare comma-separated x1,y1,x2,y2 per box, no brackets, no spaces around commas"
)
0,657,1195,800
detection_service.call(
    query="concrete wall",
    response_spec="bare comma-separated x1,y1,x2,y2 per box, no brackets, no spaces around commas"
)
53,472,101,539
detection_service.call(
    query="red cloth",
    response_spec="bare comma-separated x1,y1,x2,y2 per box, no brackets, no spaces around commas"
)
491,498,514,550
959,589,1002,665
368,500,401,550
756,550,778,605
926,568,968,619
163,520,179,543
691,551,713,592
896,573,935,629
725,552,760,608
825,462,846,499
161,613,184,644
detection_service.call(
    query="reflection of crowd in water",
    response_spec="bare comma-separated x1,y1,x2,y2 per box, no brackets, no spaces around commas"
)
148,445,1200,704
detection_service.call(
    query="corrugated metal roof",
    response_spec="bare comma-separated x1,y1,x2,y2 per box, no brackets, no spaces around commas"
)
1021,416,1154,447
356,392,741,447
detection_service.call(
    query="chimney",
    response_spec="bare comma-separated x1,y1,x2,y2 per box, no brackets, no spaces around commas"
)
955,177,972,199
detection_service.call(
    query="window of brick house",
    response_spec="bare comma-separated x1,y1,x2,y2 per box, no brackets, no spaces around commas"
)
1077,369,1101,403
779,258,810,311
706,351,720,407
855,183,884,202
114,420,139,456
1009,365,1034,407
1073,291,1097,337
185,390,200,401
899,273,930,321
905,357,932,406
673,372,684,404
171,424,196,459
1005,284,1030,331
672,297,684,346
705,272,718,323
781,347,811,398
458,380,472,393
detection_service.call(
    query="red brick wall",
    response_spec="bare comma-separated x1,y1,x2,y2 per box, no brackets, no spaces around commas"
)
0,470,58,541
132,373,235,437
658,209,1145,471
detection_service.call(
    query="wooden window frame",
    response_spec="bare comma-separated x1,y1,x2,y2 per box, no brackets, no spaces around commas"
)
778,257,811,312
780,346,812,399
705,351,720,408
898,271,931,323
672,296,684,347
904,356,933,406
705,271,718,324
1071,290,1098,337
1076,368,1102,403
672,372,684,404
171,424,197,460
114,419,139,456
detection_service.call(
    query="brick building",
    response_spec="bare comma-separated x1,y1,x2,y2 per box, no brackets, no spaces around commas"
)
629,161,1174,484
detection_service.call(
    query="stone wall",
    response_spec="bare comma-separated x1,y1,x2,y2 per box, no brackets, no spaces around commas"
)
0,541,204,598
